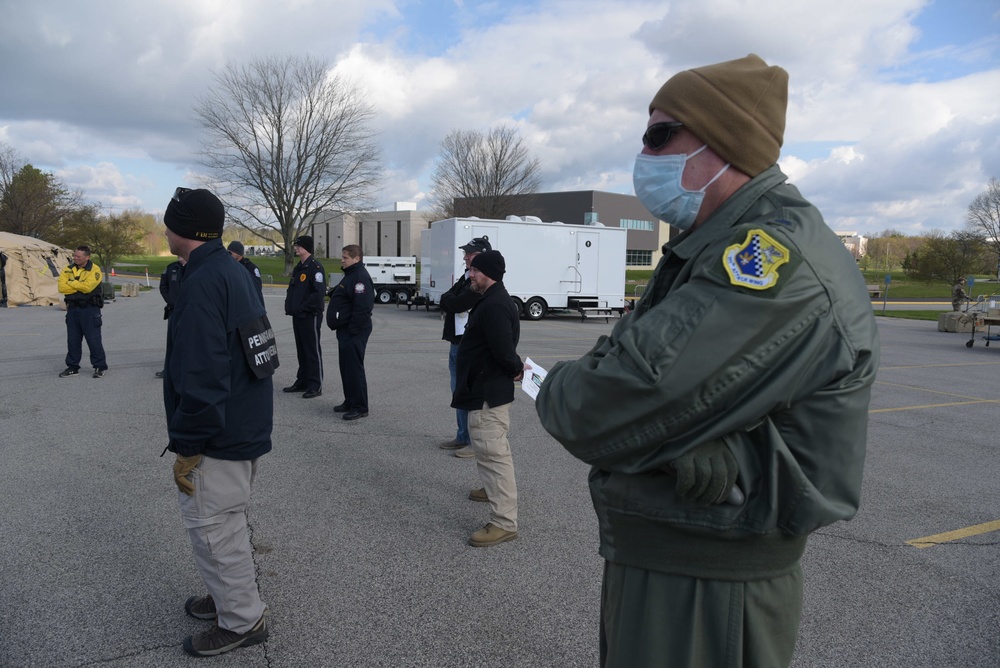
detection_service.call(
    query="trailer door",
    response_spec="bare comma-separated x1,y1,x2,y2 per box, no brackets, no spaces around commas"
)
577,231,600,295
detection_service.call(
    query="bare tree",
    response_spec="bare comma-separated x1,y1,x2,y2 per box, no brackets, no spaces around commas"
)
196,55,383,272
965,177,1000,277
428,124,542,220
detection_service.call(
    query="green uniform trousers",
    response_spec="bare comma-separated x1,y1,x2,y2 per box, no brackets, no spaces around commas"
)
600,560,803,668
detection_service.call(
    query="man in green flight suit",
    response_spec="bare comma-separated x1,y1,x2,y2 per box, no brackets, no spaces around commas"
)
535,54,880,668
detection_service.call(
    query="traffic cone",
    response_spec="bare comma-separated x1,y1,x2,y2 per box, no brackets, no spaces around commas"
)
110,267,116,277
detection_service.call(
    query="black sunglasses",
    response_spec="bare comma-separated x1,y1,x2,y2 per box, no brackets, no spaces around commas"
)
642,121,684,150
172,186,193,202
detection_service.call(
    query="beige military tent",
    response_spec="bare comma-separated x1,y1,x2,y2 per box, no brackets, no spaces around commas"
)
0,232,74,307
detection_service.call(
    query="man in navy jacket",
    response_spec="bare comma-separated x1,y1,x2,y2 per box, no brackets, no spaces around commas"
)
162,187,275,658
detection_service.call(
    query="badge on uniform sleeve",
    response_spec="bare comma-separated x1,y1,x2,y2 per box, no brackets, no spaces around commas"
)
723,229,790,290
314,272,324,282
354,282,366,294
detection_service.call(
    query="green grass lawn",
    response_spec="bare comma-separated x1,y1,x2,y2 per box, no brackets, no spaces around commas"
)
627,268,998,300
114,255,344,283
872,310,942,321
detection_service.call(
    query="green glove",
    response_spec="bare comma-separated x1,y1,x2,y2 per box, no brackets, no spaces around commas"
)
173,454,203,496
673,439,738,505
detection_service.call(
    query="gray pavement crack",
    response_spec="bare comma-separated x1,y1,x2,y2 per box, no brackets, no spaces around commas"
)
247,507,273,667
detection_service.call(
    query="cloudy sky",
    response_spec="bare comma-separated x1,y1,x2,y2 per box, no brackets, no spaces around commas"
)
1,0,997,237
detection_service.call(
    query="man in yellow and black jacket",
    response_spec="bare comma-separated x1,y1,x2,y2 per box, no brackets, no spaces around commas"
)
57,245,108,378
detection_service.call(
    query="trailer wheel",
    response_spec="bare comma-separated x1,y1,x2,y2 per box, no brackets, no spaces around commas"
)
511,297,524,317
524,297,547,321
377,288,393,304
396,289,411,303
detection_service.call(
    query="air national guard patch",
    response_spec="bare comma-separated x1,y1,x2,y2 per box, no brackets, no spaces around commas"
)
723,229,790,290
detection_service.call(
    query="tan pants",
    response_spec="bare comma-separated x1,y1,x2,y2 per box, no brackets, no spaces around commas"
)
178,456,266,634
468,404,518,532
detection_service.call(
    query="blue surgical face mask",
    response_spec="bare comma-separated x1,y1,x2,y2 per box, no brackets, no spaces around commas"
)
632,146,729,231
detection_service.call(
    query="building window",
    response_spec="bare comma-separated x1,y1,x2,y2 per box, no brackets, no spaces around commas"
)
620,218,655,231
626,250,653,266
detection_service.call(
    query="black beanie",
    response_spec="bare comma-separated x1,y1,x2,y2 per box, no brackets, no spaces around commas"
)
294,235,314,254
164,189,225,241
227,240,245,256
471,250,505,282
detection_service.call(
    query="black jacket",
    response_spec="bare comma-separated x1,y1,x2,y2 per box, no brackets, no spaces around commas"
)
451,280,521,410
239,256,265,304
326,262,375,334
163,240,273,460
439,272,481,344
284,255,326,317
159,261,183,318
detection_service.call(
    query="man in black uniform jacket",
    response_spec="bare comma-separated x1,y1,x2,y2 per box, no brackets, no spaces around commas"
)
228,240,264,305
326,244,374,420
283,235,326,398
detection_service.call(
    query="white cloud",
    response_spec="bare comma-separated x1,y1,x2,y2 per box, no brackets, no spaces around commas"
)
0,0,996,236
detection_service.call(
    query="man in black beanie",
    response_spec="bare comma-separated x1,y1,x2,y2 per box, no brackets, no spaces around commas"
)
536,55,879,666
228,240,264,304
283,235,326,398
451,250,524,547
161,187,276,657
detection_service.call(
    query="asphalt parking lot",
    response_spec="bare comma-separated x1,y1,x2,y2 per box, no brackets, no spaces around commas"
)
1,286,998,667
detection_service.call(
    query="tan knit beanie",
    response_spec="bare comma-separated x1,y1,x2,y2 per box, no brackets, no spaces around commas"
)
649,54,788,177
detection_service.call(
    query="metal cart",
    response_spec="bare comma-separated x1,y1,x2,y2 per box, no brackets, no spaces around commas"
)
965,295,1000,347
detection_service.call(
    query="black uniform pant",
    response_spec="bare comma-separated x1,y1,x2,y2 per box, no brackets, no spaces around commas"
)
65,304,107,371
292,313,323,391
336,323,371,412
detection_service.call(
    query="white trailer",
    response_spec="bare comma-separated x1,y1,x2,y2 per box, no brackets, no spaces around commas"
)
332,257,418,304
364,256,418,304
420,216,627,320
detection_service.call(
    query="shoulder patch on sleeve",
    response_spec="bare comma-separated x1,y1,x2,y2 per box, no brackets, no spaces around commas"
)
354,282,366,294
723,229,790,290
314,271,324,283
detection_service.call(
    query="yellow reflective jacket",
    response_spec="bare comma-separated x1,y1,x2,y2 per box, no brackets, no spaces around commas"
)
58,260,103,306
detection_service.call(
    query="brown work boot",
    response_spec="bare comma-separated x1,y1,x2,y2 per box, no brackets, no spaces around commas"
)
468,523,518,547
439,438,468,450
454,446,475,458
183,614,268,657
184,594,217,620
468,488,488,502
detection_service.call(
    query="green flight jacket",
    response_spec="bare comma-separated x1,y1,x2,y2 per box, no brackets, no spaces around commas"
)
536,166,880,580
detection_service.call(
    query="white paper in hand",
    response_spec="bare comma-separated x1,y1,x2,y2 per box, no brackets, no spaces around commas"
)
521,357,547,400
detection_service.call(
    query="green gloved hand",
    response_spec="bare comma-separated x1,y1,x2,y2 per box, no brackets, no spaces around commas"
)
173,454,203,496
673,439,738,505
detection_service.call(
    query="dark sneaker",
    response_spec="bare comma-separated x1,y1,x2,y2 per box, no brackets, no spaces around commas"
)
282,384,305,393
302,389,322,399
343,410,368,420
333,402,350,413
183,615,268,657
468,523,518,547
155,370,164,379
184,594,217,620
59,367,79,378
468,488,488,502
93,368,105,378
